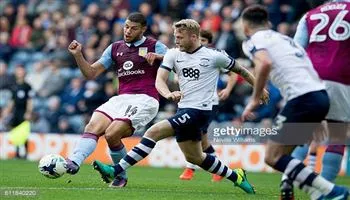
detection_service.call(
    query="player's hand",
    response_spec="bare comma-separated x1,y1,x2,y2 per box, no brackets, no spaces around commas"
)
260,89,269,104
68,40,82,56
144,52,162,65
241,99,260,121
218,88,231,101
165,91,183,103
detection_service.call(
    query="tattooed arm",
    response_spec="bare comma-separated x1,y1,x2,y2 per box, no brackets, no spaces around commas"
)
231,61,255,87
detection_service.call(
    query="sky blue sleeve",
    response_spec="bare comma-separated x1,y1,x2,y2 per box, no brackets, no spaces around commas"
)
155,41,168,55
293,15,309,49
96,44,113,69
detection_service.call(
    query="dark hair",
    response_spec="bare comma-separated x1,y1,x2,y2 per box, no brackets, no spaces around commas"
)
307,0,326,8
241,5,269,26
127,12,147,27
200,30,213,44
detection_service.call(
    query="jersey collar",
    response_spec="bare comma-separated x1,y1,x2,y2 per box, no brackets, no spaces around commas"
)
247,29,271,40
125,36,146,47
186,45,203,54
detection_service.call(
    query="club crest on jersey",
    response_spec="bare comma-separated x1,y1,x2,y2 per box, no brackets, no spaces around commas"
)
199,58,210,67
123,61,134,70
138,47,148,57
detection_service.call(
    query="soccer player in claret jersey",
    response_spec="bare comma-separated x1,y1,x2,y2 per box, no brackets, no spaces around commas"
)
240,5,349,200
92,19,270,193
65,12,167,187
280,0,350,199
179,30,237,182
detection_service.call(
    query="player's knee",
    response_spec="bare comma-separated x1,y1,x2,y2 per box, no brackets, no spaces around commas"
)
144,121,169,141
85,120,104,134
264,155,276,166
144,127,160,141
201,138,209,150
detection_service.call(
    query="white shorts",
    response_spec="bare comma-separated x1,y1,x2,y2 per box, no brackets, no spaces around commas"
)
325,81,350,122
95,94,159,131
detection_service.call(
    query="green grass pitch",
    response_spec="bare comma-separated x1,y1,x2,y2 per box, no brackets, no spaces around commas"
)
0,160,349,199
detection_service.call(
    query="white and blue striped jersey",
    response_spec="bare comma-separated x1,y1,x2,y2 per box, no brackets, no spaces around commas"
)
161,46,235,110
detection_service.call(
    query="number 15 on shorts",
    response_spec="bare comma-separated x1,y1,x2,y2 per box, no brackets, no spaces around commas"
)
172,113,191,125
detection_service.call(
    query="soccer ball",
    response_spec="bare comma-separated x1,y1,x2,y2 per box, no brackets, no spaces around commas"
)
38,154,67,179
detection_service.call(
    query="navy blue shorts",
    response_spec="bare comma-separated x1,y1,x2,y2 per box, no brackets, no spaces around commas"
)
168,108,213,142
272,90,330,144
201,105,218,134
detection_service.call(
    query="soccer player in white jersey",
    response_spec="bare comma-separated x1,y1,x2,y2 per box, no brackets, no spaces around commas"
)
240,5,349,200
280,0,350,199
92,19,270,193
179,29,237,182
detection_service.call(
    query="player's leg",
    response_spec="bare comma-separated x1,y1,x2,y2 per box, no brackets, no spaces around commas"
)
321,120,347,182
321,144,345,182
93,108,205,186
265,141,333,199
92,120,175,186
177,140,255,194
308,141,318,169
66,111,111,174
201,133,223,182
291,144,309,162
179,105,219,181
309,120,329,170
102,94,159,186
173,108,254,194
270,130,347,197
179,133,211,181
281,116,330,199
274,90,349,199
320,81,349,182
178,133,217,180
103,120,133,186
201,104,219,158
267,141,348,199
281,143,311,200
179,105,222,182
281,142,318,200
281,127,328,200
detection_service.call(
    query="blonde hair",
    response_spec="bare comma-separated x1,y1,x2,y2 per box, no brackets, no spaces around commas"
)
173,19,200,36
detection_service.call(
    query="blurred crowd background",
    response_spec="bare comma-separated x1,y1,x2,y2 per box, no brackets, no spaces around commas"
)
0,0,312,134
